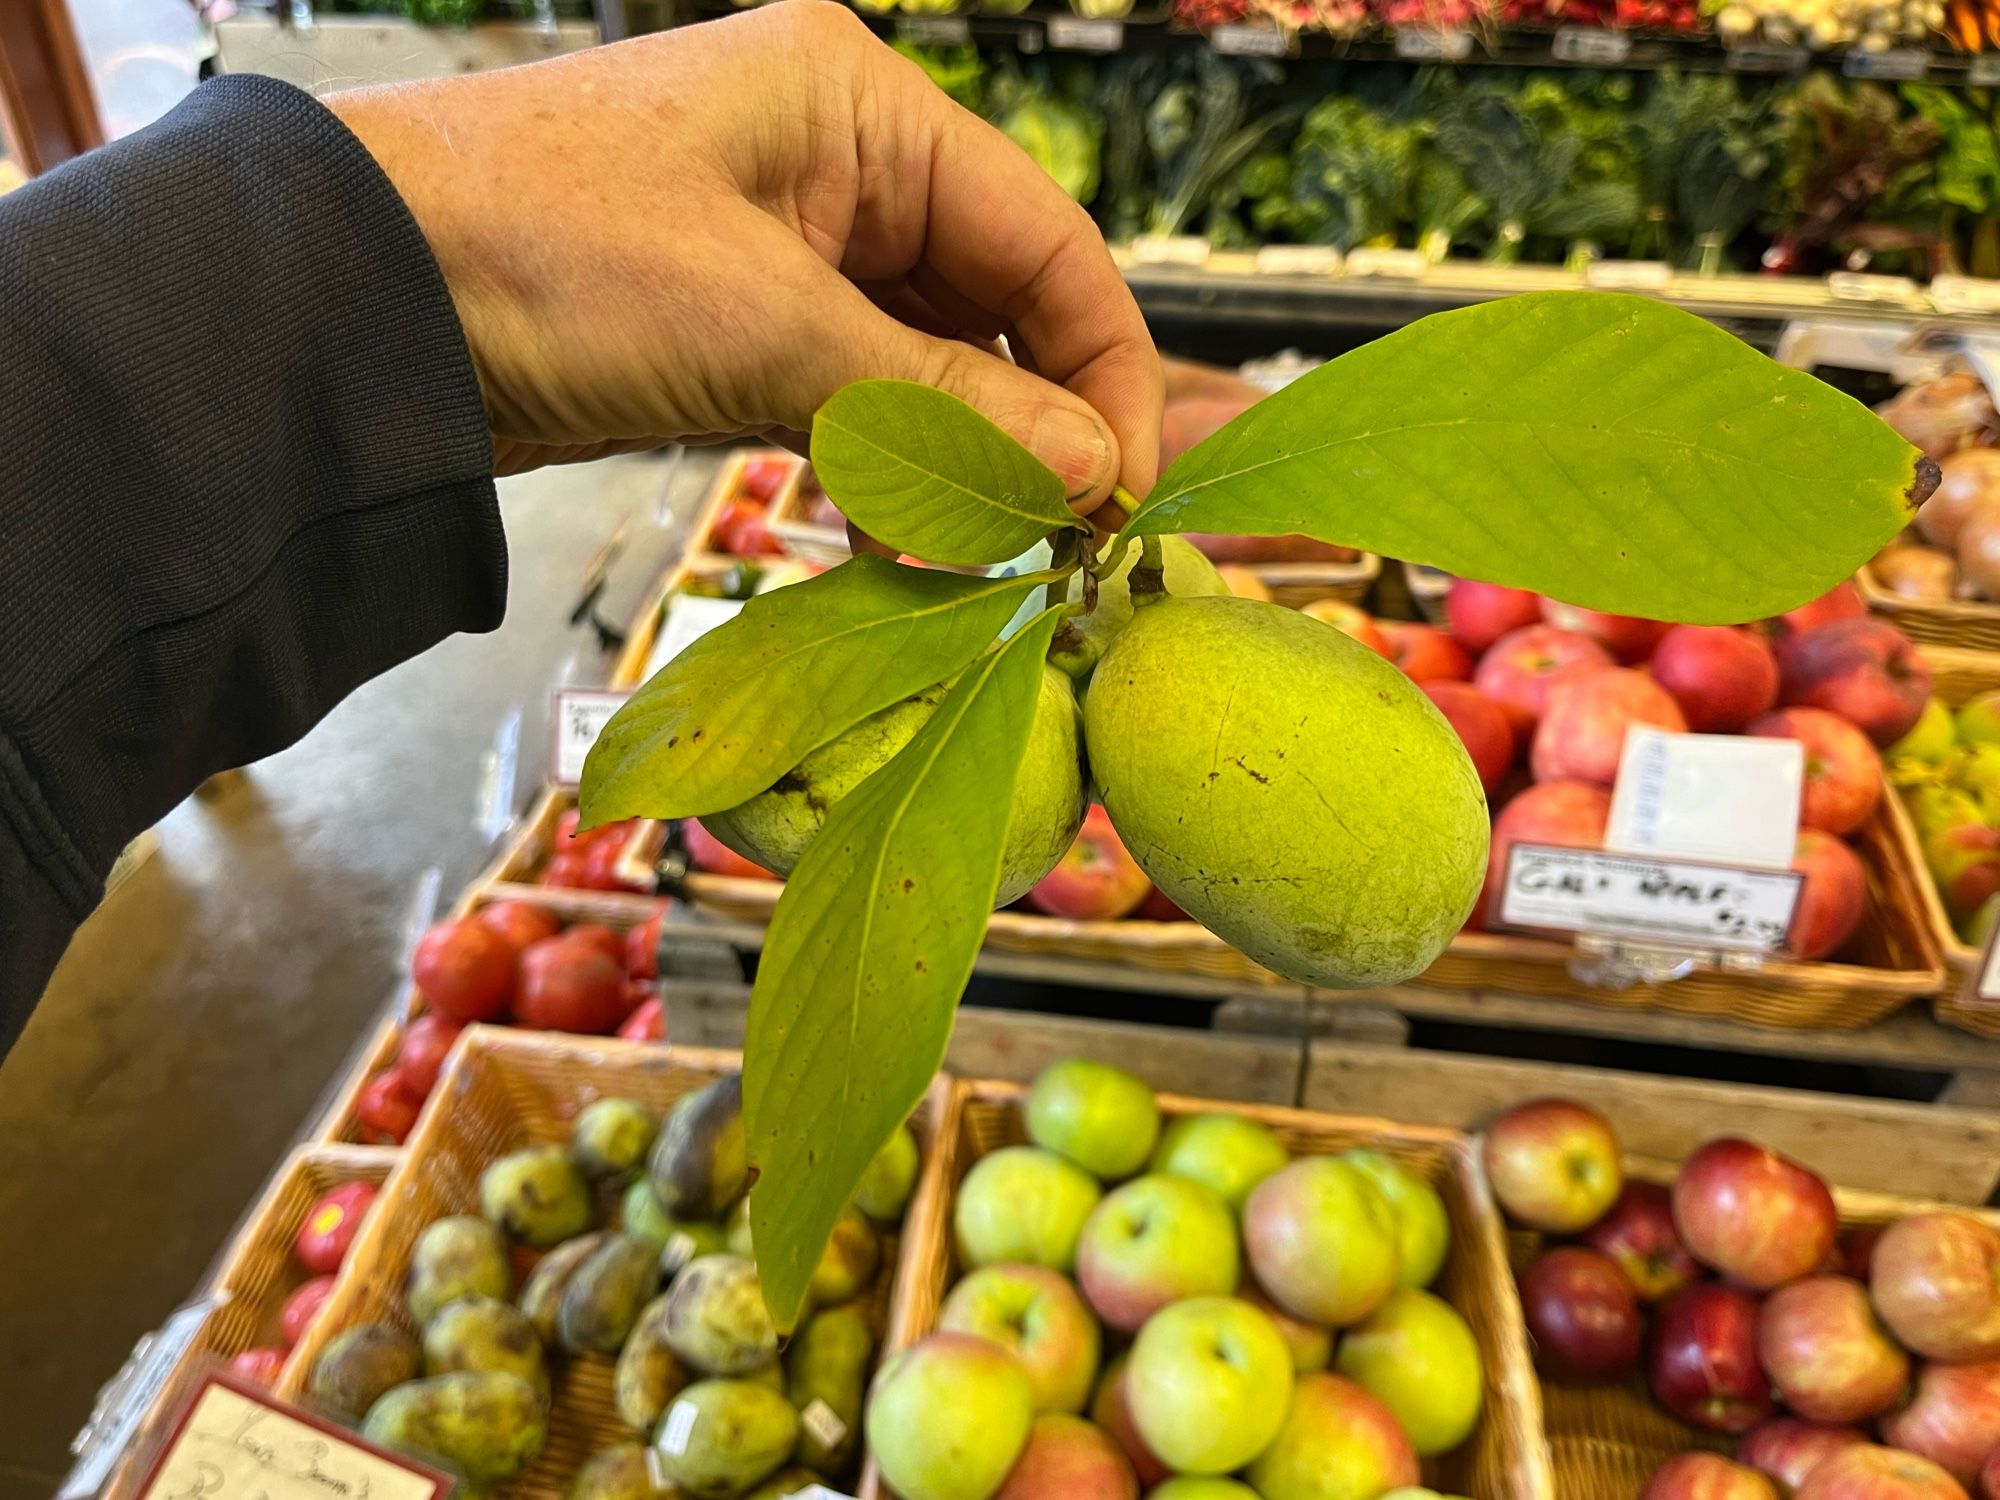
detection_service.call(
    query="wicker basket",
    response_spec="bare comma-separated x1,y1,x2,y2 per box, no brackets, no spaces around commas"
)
766,470,849,567
1257,551,1381,609
1859,563,2000,653
287,1028,943,1497
870,1078,1553,1500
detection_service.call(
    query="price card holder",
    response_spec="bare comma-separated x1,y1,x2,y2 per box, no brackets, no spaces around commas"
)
1552,25,1631,63
1605,727,1803,871
1046,14,1123,48
1498,844,1804,956
1345,247,1428,279
1929,275,2000,316
1727,41,1807,71
550,688,631,790
1970,54,2000,85
1254,245,1343,276
1129,234,1212,268
1585,259,1672,291
894,15,970,43
1393,28,1473,58
1842,47,1929,79
1828,271,1923,306
1209,22,1289,55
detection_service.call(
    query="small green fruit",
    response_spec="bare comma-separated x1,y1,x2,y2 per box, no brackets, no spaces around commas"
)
423,1295,549,1399
1340,1149,1450,1290
573,1099,659,1183
649,1075,748,1221
953,1146,1102,1273
479,1145,592,1248
1027,1057,1161,1180
362,1371,547,1487
651,1378,798,1498
1890,697,1957,764
1150,1113,1290,1215
405,1216,511,1329
854,1123,921,1222
1335,1287,1483,1456
1960,691,2000,747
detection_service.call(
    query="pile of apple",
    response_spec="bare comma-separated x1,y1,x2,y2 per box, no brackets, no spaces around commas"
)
353,898,666,1144
869,1057,1486,1500
706,452,798,558
1887,693,2000,948
537,806,656,894
1491,1096,2000,1500
224,1178,382,1387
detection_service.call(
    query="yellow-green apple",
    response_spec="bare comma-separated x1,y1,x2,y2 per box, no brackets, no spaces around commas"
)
1149,1112,1289,1214
1642,1454,1781,1500
1672,1138,1836,1289
1893,698,1959,763
1077,1175,1240,1333
938,1264,1102,1414
1747,707,1882,836
1481,1097,1623,1233
1539,599,1670,663
1650,1284,1776,1433
1377,621,1472,683
1756,1276,1909,1424
1091,1355,1169,1489
866,1332,1034,1500
1879,1360,2000,1483
1531,667,1688,787
1477,780,1613,932
1959,692,2000,747
1147,1482,1261,1500
1245,1371,1420,1500
1301,599,1388,656
1026,1057,1161,1181
1244,1157,1400,1326
1923,823,2000,926
1651,626,1781,733
1583,1181,1700,1302
1789,830,1870,961
1126,1296,1292,1475
1026,806,1154,921
1474,625,1614,736
1421,681,1515,793
992,1414,1137,1500
1446,580,1543,655
1339,1150,1449,1290
1870,1213,2000,1362
955,1147,1103,1273
1519,1246,1642,1381
1776,620,1933,747
1795,1444,1972,1500
1241,1278,1333,1373
1738,1419,1869,1493
1335,1288,1483,1455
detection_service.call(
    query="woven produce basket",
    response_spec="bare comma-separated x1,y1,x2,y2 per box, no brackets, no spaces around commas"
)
1858,562,2000,652
868,1077,1552,1500
1256,550,1381,609
766,470,849,567
287,1029,944,1497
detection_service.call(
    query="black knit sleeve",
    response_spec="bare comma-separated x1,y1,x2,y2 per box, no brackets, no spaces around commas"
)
0,74,507,1052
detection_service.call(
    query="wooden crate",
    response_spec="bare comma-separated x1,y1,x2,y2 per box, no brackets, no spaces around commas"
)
873,1077,1553,1500
287,1029,943,1498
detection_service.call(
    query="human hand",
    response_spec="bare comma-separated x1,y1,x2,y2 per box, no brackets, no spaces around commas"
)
327,2,1163,514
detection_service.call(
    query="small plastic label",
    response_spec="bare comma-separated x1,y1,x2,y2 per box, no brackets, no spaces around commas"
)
1829,270,1922,305
1499,844,1803,953
1552,25,1631,63
659,1398,699,1458
550,688,631,790
895,15,970,43
1345,247,1429,279
1585,259,1673,291
1047,15,1123,48
1727,42,1808,71
1605,727,1804,871
1210,22,1288,55
1394,28,1473,58
1254,245,1343,276
1843,47,1928,79
800,1398,849,1450
1930,274,2000,314
1129,234,1212,268
1970,55,2000,85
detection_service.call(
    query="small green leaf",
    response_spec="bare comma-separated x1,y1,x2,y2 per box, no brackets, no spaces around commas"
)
743,606,1064,1330
1122,292,1929,624
579,555,1039,825
811,381,1085,566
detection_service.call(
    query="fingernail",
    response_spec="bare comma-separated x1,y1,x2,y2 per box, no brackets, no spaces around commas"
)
1030,407,1113,499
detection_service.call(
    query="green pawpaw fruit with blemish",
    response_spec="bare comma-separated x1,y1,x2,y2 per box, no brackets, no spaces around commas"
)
1051,534,1228,680
479,1144,593,1248
423,1294,550,1399
406,1216,511,1329
1085,594,1486,988
518,1231,605,1346
648,1074,747,1220
702,665,1086,905
362,1371,547,1487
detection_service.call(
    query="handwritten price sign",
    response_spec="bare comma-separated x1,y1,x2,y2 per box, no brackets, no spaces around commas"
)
1499,844,1803,954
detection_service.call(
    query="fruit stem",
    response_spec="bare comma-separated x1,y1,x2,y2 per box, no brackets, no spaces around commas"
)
1046,533,1079,612
1129,534,1166,600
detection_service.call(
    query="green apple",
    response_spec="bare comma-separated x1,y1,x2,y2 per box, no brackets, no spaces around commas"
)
1339,1150,1449,1290
1126,1296,1291,1475
1027,1059,1161,1181
866,1332,1033,1500
1149,1112,1290,1214
1891,697,1958,764
1242,1279,1333,1373
1960,690,2000,747
1146,1483,1261,1500
1244,1157,1400,1327
992,1413,1139,1500
956,1147,1103,1273
1246,1371,1420,1500
1334,1288,1482,1456
1077,1174,1240,1333
938,1263,1102,1414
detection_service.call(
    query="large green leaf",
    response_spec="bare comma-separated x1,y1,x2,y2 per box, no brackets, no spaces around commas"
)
811,381,1085,566
578,555,1039,825
743,607,1064,1330
1122,292,1930,624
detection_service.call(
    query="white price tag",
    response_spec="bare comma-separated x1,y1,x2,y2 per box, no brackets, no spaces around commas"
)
1130,234,1212,268
1345,247,1428,279
1843,47,1928,79
659,1397,700,1458
1552,25,1631,63
1254,245,1343,276
1210,22,1288,54
1929,275,2000,315
1047,14,1123,48
133,1378,447,1500
1585,259,1672,291
1499,844,1803,954
800,1398,849,1451
894,15,970,43
1605,727,1804,871
1970,55,2000,85
1829,271,1922,306
645,594,746,679
550,688,630,790
1394,28,1473,58
1727,42,1807,71
1972,930,2000,1009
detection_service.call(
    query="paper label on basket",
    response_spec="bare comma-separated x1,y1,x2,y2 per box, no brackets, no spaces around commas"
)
1498,844,1803,953
645,594,745,679
550,688,631,790
1551,25,1631,63
659,1397,700,1458
799,1399,848,1451
1962,920,2000,1010
131,1377,449,1500
1605,727,1803,871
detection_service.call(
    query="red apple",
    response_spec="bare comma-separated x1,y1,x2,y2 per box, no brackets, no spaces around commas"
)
1789,829,1870,961
1301,598,1388,655
474,900,562,954
410,917,515,1024
1880,1361,2000,1485
1870,1213,2000,1363
993,1414,1138,1500
1540,599,1671,663
230,1347,289,1385
293,1181,378,1275
1026,805,1152,921
1446,580,1544,655
1584,1181,1700,1302
1747,708,1882,837
1519,1246,1642,1381
1482,1097,1623,1232
1474,625,1615,736
1650,1283,1776,1433
1643,1453,1782,1500
1377,621,1472,683
392,1013,463,1102
1756,1276,1908,1424
1532,667,1688,787
1979,1449,2000,1500
1769,583,1868,641
1652,626,1782,733
617,995,664,1041
1673,1138,1837,1290
682,818,777,880
1798,1445,1971,1500
513,935,630,1035
625,909,664,980
1422,681,1515,792
1739,1419,1869,1492
279,1276,337,1348
1089,1356,1170,1490
1777,620,1933,747
1479,780,1612,930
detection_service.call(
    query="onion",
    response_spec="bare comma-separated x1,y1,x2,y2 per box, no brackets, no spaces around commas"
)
1955,501,2000,600
1871,542,1959,601
1918,448,2000,547
1879,372,2000,460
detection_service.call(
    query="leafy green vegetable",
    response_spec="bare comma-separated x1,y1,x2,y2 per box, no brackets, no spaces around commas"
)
1265,97,1419,251
989,65,1104,205
892,42,986,113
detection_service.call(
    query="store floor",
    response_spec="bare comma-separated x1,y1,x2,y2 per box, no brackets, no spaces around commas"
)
0,450,713,1496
